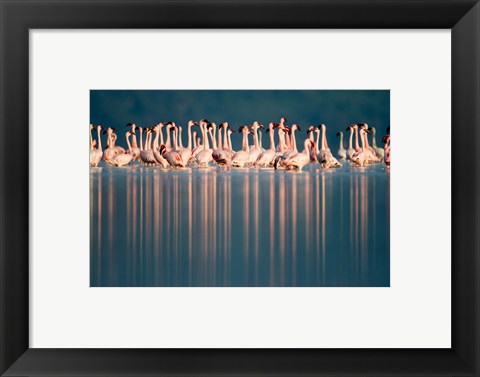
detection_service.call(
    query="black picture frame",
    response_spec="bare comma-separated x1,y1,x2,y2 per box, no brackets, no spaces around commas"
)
1,0,479,376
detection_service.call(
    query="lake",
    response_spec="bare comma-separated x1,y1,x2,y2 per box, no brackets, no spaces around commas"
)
90,163,390,287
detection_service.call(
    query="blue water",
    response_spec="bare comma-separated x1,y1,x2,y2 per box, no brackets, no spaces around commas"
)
90,164,390,287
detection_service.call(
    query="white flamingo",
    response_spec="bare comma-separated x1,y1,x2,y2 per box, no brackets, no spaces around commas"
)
336,131,347,160
90,125,103,167
248,121,264,164
370,127,385,159
351,128,371,167
345,124,356,161
316,124,341,168
232,126,252,167
102,127,118,165
212,122,233,169
125,123,141,162
139,127,157,166
283,139,314,171
255,122,277,167
152,124,169,168
111,131,134,167
178,120,198,165
307,126,318,162
196,120,214,167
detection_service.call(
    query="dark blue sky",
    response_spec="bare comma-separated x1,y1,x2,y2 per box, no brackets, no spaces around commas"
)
90,90,389,150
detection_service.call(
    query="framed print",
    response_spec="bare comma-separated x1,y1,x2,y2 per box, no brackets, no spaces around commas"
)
1,0,479,376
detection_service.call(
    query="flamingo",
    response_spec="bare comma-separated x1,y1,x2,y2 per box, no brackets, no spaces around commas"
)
255,122,277,167
221,122,235,158
139,127,157,166
248,121,264,164
178,120,198,165
212,122,233,169
307,126,318,162
90,125,103,167
152,124,169,168
370,127,385,159
316,124,341,168
125,123,141,162
382,134,391,166
282,139,314,171
90,124,103,167
227,127,236,154
336,131,347,160
345,124,356,161
159,143,184,168
353,124,362,152
283,124,300,159
276,117,288,152
110,131,135,167
351,128,371,167
110,132,126,156
102,127,118,165
196,119,214,167
358,123,380,163
232,126,252,167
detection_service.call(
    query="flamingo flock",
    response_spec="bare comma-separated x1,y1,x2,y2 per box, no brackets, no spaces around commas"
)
89,118,391,170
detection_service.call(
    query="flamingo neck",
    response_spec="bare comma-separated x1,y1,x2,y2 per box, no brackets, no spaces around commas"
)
372,132,378,148
153,129,160,149
209,129,217,150
218,127,223,150
228,132,233,151
321,128,327,150
187,124,192,150
269,128,275,150
165,128,172,148
279,130,286,153
203,125,210,150
354,128,360,150
290,128,298,152
146,132,152,150
131,133,138,148
291,129,298,152
303,139,310,155
364,132,371,149
349,129,353,149
139,129,144,151
178,128,184,149
90,130,94,150
251,127,259,149
223,127,229,150
339,133,344,149
315,131,320,153
96,128,103,152
285,132,292,150
159,127,165,146
242,131,250,152
173,129,178,150
126,133,132,153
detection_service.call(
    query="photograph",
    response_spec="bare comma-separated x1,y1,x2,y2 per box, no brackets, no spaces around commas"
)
90,90,390,287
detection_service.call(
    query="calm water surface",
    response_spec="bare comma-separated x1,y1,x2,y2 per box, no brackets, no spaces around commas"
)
90,164,390,287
